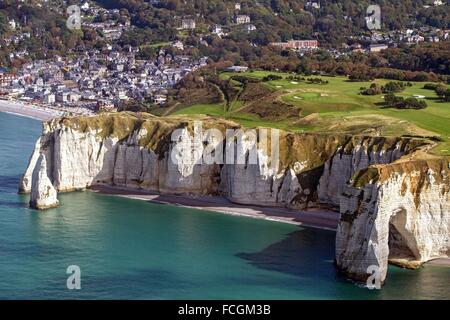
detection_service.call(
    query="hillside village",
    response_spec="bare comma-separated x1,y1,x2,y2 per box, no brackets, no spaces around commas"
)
0,47,208,113
0,0,449,114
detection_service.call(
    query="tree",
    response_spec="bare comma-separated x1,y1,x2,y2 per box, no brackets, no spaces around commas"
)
384,93,427,109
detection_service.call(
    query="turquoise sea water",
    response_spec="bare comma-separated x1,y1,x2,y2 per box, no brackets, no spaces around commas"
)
0,111,449,300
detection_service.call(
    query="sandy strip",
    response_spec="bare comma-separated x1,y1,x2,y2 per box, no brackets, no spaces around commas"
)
89,185,340,231
0,100,62,121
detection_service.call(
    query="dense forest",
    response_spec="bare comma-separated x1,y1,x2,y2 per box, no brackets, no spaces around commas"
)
96,0,450,45
0,0,105,66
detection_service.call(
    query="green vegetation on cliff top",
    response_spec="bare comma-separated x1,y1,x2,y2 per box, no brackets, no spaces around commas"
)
54,111,449,203
54,112,431,174
168,72,450,156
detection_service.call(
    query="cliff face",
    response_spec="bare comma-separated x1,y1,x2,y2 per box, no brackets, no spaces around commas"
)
20,114,234,195
20,113,423,206
20,113,449,285
29,154,59,210
317,138,415,207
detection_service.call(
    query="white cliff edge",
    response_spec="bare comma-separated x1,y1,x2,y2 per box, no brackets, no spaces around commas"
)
336,161,450,284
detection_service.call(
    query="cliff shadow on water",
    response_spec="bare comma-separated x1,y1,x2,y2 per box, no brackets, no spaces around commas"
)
235,227,367,299
236,226,450,299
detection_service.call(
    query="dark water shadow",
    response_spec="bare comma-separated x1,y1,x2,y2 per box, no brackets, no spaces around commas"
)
237,227,450,299
0,237,72,259
237,228,337,281
0,174,20,192
0,174,27,208
0,199,27,208
235,227,388,299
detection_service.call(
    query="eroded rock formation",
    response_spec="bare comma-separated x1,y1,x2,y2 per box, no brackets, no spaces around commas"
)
20,112,449,284
29,154,59,210
336,160,450,284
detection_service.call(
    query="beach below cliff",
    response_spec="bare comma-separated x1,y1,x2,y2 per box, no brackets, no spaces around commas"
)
0,99,95,121
0,99,63,120
89,185,340,231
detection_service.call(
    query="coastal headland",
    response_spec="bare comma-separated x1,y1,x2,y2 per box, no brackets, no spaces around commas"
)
16,112,450,284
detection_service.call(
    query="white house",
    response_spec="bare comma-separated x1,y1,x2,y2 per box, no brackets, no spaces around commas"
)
369,44,388,52
56,91,70,103
8,20,16,30
153,94,167,105
181,19,196,30
68,92,81,103
44,93,56,104
226,66,249,72
305,2,320,9
212,25,225,37
81,1,90,11
409,35,425,43
246,24,256,32
116,90,128,100
172,41,184,51
235,15,250,24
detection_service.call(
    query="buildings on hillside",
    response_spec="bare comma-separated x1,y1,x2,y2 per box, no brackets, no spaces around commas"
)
369,44,388,52
0,70,17,87
0,48,209,110
181,19,196,30
235,15,251,24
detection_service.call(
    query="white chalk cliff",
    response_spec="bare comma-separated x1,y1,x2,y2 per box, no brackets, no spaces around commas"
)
20,113,449,285
29,154,59,210
336,160,450,283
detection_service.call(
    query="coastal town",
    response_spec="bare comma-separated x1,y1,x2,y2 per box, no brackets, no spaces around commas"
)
0,47,208,116
0,0,449,117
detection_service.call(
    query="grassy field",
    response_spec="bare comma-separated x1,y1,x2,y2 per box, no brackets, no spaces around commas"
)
140,42,172,49
171,71,450,155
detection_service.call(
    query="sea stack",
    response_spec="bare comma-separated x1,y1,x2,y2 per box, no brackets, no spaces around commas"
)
29,154,59,210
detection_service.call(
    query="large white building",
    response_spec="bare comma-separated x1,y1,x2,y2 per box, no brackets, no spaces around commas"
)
369,44,388,52
44,93,56,104
181,19,196,30
8,19,16,30
270,40,319,51
235,15,250,24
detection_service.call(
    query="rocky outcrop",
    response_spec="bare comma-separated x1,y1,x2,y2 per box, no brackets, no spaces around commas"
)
19,137,41,194
336,159,450,283
19,112,449,285
29,154,59,210
21,113,231,195
21,114,423,206
317,137,416,208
